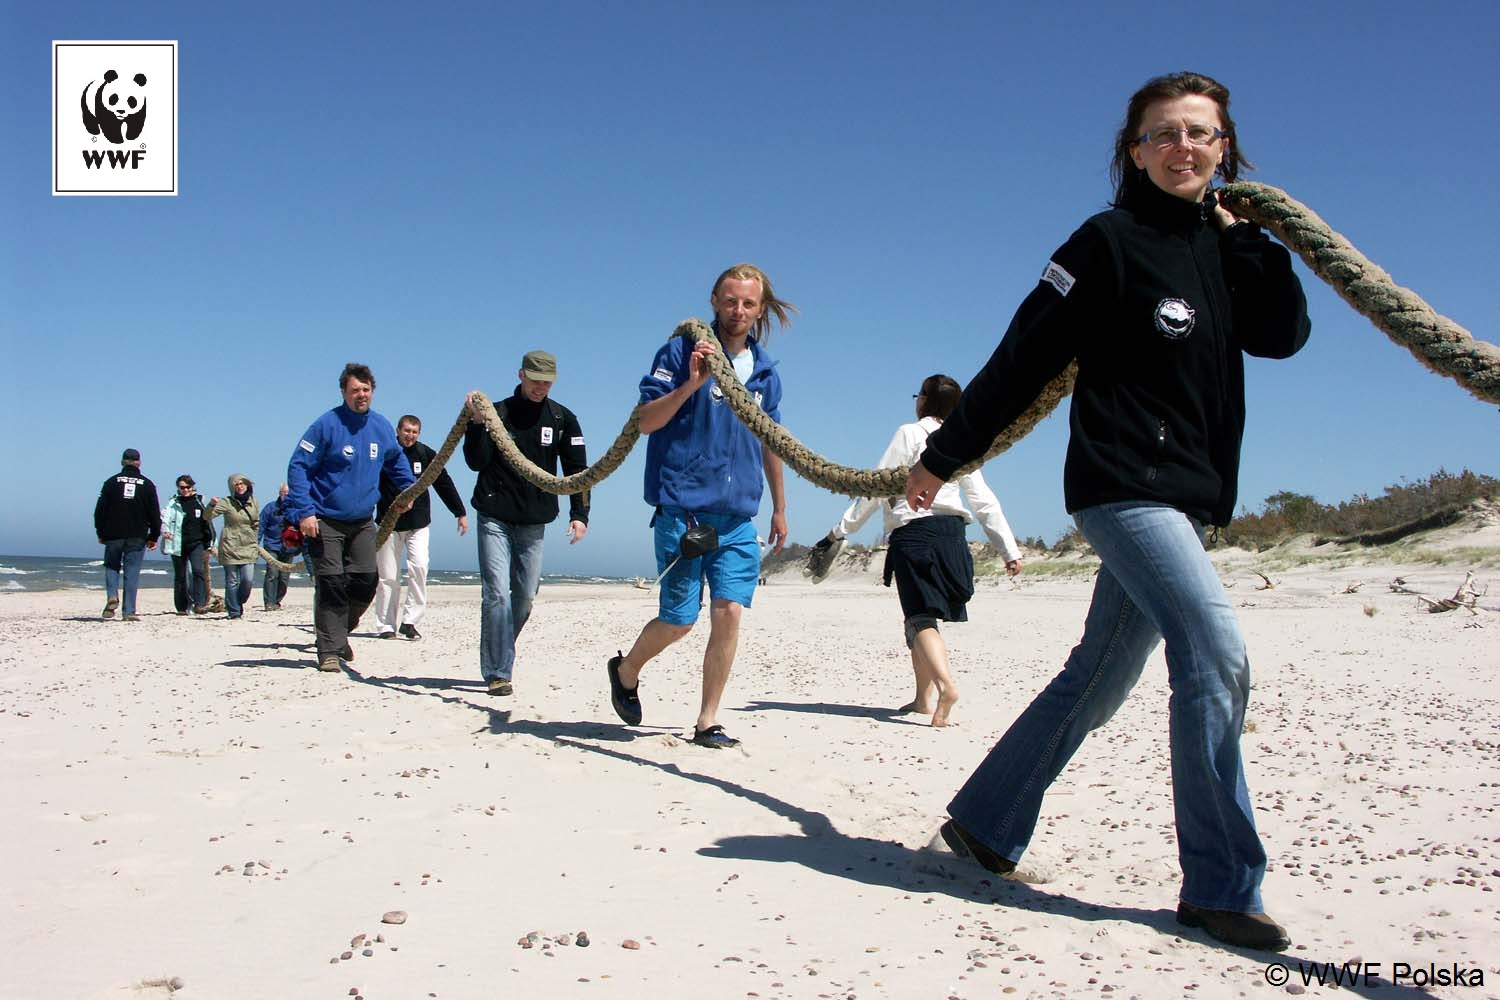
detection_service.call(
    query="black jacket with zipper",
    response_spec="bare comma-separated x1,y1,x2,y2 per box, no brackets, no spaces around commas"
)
921,181,1311,527
377,441,468,533
94,465,162,543
463,388,589,526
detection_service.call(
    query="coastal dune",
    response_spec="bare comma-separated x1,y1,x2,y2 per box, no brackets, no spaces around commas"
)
0,555,1495,999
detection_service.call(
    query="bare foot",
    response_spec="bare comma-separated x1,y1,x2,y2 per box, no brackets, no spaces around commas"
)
931,688,959,728
899,700,934,714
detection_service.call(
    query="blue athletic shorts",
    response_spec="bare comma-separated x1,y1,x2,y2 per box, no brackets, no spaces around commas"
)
655,508,760,626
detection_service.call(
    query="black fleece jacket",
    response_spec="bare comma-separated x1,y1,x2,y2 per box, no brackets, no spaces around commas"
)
377,441,468,532
94,465,162,543
922,181,1311,527
463,388,589,526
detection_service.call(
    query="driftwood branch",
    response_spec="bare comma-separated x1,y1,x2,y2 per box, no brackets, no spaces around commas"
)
1394,571,1486,615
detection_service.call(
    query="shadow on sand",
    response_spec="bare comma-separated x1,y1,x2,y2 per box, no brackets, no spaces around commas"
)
318,664,1413,994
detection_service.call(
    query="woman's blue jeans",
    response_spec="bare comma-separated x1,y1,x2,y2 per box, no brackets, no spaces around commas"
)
948,501,1268,912
222,563,253,619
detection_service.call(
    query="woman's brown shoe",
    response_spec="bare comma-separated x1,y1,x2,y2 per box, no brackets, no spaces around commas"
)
1176,902,1290,951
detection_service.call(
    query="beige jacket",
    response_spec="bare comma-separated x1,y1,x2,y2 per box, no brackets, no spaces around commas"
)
206,473,261,565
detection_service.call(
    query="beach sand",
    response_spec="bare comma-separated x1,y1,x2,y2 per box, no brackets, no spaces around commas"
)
1,557,1496,999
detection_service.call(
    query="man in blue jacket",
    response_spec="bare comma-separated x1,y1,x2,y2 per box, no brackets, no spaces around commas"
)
286,363,416,673
258,483,299,611
606,264,792,749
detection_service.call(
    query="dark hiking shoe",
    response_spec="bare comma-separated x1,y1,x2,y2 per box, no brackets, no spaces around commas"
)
691,725,740,749
102,597,119,619
340,643,355,662
1176,902,1290,951
487,677,513,697
939,819,1017,876
399,624,421,640
606,652,642,726
317,657,343,673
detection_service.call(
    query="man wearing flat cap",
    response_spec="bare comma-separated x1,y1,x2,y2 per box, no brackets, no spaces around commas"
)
94,447,161,621
463,350,590,697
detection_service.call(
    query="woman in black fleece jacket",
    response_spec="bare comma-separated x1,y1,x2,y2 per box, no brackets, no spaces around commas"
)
906,72,1310,952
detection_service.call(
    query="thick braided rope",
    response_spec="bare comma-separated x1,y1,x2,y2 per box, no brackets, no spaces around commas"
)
257,545,298,573
376,393,643,548
373,182,1498,522
1220,181,1500,404
673,318,1075,496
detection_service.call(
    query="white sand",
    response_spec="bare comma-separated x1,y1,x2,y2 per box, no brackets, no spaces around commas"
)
1,558,1496,999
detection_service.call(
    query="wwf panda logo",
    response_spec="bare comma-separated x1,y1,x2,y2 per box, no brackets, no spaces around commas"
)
1153,298,1196,340
709,382,725,403
81,70,148,144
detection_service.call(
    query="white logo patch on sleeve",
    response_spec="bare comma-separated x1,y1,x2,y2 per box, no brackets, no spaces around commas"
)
1041,260,1076,297
540,426,554,445
651,367,674,383
413,462,423,475
570,436,584,446
369,443,379,459
299,439,315,453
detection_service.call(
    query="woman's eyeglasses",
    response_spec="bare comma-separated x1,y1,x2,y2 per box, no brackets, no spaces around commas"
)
1135,124,1225,148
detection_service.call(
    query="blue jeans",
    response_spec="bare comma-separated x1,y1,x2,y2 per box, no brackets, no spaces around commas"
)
222,563,253,618
263,550,292,608
103,538,146,615
477,515,546,681
948,501,1267,913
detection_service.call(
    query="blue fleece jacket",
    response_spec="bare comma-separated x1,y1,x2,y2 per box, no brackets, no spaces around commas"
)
638,328,782,519
285,405,417,523
258,498,295,551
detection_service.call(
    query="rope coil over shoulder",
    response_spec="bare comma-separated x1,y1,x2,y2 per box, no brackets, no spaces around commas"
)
376,183,1500,548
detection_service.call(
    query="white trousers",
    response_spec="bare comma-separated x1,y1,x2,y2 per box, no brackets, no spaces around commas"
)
374,526,430,631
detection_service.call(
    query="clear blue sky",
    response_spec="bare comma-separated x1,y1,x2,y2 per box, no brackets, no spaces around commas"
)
3,1,1497,577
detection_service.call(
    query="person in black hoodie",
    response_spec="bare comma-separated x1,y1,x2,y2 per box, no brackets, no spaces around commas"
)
373,415,469,639
905,72,1310,952
463,350,589,697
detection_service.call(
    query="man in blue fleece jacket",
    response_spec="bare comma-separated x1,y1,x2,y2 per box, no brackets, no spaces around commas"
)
287,362,416,673
605,264,792,749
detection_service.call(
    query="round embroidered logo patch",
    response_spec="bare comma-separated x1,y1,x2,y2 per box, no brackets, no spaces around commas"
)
1154,298,1196,340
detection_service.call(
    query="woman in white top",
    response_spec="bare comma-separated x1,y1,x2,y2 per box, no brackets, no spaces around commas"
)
816,374,1023,726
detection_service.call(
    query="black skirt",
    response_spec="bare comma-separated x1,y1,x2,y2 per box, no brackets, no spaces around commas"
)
882,515,974,622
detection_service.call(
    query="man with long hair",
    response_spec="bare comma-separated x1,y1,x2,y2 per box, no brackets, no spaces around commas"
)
606,264,793,749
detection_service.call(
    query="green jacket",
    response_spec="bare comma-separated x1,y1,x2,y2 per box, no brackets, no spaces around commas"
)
206,473,261,565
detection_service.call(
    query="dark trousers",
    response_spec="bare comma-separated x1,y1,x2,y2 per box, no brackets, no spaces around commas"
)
309,517,378,659
263,550,293,608
171,542,211,612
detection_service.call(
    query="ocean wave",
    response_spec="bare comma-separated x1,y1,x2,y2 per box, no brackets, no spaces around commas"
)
0,565,32,575
3,580,23,590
